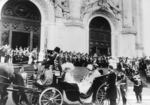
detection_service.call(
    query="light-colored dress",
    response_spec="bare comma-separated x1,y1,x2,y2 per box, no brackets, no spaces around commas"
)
64,69,101,94
64,72,78,84
78,70,100,94
21,72,28,87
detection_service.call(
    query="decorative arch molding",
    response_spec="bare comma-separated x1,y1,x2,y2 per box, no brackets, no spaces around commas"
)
84,10,121,57
83,10,120,32
0,0,55,23
31,0,55,23
0,0,56,51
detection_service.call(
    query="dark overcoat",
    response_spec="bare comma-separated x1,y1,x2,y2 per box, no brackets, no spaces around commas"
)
106,72,117,99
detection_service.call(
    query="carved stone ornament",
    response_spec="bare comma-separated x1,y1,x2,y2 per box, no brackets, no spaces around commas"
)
2,0,41,22
29,12,39,20
12,23,20,31
1,30,9,45
33,26,40,33
4,8,14,16
23,25,30,32
14,2,30,17
2,22,9,29
51,0,70,19
80,0,122,20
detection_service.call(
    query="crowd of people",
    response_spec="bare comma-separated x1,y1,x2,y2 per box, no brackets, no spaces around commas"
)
0,45,149,105
0,44,38,64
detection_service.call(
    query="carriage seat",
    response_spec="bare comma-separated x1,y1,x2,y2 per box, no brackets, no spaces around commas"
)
59,81,79,91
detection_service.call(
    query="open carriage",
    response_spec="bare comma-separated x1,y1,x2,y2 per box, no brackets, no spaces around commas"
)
28,68,120,105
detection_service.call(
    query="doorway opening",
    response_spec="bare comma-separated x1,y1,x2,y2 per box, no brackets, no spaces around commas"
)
12,32,30,49
89,17,111,56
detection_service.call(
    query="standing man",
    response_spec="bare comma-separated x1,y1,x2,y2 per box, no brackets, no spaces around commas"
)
119,71,128,105
131,73,143,103
106,65,117,105
42,47,63,75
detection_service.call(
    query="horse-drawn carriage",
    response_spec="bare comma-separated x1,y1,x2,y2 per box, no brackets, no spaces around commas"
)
0,63,120,105
27,66,120,105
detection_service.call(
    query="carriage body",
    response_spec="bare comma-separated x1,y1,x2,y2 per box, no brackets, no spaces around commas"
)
35,72,111,105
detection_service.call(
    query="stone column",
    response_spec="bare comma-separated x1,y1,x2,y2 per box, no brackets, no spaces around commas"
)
111,32,120,57
30,30,33,50
122,0,133,27
38,23,48,61
39,24,45,52
134,0,143,57
47,22,56,50
9,23,12,47
0,20,2,46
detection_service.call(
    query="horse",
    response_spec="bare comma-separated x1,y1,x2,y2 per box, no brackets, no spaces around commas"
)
0,63,31,105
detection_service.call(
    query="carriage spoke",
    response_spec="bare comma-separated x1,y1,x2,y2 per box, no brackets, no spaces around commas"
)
39,88,63,105
43,102,49,105
55,101,60,105
41,100,48,102
53,94,60,99
42,94,49,99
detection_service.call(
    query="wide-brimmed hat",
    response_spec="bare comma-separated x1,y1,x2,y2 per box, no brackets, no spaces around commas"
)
86,64,93,71
61,62,75,72
54,47,60,53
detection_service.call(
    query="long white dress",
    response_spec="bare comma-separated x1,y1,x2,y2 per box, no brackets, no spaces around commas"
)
28,53,32,64
78,70,100,94
64,69,100,94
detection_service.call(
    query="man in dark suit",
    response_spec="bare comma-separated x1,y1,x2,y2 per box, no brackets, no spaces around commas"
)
42,47,63,75
106,65,117,105
117,59,125,72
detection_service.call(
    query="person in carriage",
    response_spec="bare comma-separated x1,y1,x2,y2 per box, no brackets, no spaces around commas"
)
61,62,101,94
19,66,28,87
32,47,63,88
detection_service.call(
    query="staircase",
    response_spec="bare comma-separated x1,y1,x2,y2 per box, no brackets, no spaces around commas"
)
24,65,35,86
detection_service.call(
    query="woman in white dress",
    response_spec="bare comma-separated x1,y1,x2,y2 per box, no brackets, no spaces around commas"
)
62,63,101,94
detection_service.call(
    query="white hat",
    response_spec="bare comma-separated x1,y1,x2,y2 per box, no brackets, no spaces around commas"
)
62,62,75,72
86,64,93,71
93,53,97,58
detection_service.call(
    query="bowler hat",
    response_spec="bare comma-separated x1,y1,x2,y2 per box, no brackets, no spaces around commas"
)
54,47,60,53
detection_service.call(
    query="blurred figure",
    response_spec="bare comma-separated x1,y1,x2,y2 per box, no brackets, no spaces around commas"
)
118,71,128,105
106,65,117,105
0,45,6,63
62,62,77,83
78,64,100,94
131,73,143,103
19,67,28,87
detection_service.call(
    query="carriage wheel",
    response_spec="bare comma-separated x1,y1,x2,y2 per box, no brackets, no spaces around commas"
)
95,83,120,105
28,91,39,105
95,83,107,104
39,87,63,105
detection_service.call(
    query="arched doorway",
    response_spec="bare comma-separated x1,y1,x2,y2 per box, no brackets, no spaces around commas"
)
89,17,111,56
1,0,41,50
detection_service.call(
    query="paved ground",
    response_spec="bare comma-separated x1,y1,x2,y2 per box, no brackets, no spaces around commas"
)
5,65,150,105
6,87,150,105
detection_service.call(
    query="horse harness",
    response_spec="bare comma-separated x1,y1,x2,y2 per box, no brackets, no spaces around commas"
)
0,75,10,81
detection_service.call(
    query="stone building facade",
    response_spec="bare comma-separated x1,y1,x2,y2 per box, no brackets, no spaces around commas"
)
0,0,147,57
